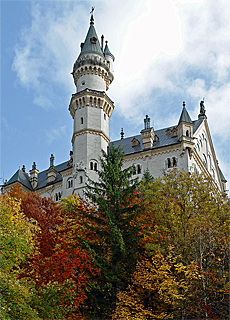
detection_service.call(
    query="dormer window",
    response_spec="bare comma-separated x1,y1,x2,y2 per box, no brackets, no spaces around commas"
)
166,128,171,135
172,128,177,137
132,138,139,147
90,37,97,44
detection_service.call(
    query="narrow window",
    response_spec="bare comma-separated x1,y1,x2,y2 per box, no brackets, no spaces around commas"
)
167,158,171,168
80,176,83,184
90,162,93,170
81,117,83,124
94,163,97,171
137,165,141,174
104,114,106,120
186,130,189,137
173,157,177,167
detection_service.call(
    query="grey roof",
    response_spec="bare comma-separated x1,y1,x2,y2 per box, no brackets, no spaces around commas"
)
6,160,72,191
218,166,227,182
104,41,114,61
178,105,193,124
79,18,104,58
35,160,71,190
111,119,204,156
6,169,33,190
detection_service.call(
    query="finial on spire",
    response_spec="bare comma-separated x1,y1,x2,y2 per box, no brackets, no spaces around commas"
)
183,101,186,108
90,6,95,24
120,128,124,140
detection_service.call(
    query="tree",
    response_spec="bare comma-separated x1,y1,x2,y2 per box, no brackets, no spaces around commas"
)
20,192,99,319
69,144,145,318
0,193,41,320
114,170,229,319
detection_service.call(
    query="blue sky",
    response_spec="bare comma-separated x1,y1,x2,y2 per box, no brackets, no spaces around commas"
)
1,0,230,188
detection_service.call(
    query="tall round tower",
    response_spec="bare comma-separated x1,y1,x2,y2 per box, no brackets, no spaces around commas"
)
69,12,115,192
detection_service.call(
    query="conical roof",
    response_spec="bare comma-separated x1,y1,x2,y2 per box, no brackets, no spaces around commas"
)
178,102,193,125
218,166,227,182
104,41,114,61
79,15,104,57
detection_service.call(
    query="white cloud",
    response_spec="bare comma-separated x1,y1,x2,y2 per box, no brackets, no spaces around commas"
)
11,0,230,184
45,125,67,145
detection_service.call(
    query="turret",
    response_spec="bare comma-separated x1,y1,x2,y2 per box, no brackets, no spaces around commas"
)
177,102,194,142
72,12,114,93
69,10,115,193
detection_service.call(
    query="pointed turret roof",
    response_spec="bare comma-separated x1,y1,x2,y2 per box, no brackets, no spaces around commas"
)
178,102,193,125
104,40,115,61
79,14,104,57
6,169,32,190
218,165,227,182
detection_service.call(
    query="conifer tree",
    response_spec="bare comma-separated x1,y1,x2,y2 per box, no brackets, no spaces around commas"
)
79,144,144,318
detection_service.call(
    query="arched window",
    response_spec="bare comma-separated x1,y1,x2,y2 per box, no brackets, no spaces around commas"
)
90,162,93,170
94,163,97,171
79,176,83,184
172,157,177,167
67,178,73,189
167,158,171,168
186,130,189,137
81,117,83,124
137,164,141,174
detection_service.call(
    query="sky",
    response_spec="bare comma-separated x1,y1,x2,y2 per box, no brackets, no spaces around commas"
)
1,0,230,190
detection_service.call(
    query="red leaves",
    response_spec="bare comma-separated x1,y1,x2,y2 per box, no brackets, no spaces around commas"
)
20,192,100,313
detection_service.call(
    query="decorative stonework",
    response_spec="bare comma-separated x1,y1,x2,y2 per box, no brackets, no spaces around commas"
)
71,128,110,145
69,90,115,119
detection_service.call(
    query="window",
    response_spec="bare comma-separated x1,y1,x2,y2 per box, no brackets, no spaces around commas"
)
67,178,73,189
137,164,141,174
172,157,177,167
132,138,139,147
167,158,171,168
104,114,106,120
90,160,98,171
81,117,83,124
79,176,83,184
55,192,62,201
186,130,189,137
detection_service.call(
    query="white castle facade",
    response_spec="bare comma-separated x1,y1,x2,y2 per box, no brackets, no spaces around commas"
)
5,13,227,197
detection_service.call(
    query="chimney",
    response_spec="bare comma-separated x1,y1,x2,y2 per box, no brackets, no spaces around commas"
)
141,115,156,150
29,162,39,189
47,154,57,183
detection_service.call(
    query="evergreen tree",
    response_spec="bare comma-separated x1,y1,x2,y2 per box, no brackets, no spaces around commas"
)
80,144,144,318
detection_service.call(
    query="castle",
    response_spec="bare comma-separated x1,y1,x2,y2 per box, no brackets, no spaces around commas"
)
5,12,227,198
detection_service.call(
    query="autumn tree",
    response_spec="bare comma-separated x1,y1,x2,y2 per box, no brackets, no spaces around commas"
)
0,192,41,320
114,170,229,319
20,192,99,319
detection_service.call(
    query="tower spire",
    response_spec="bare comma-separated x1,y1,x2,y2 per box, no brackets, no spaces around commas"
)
90,6,95,24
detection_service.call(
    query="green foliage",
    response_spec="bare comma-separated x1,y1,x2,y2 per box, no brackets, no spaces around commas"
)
0,195,41,319
76,144,145,318
115,169,230,319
